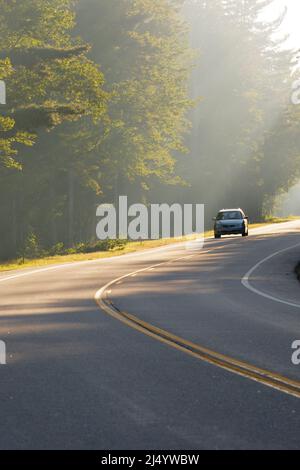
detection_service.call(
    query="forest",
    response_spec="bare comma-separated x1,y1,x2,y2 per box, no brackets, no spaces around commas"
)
0,0,299,261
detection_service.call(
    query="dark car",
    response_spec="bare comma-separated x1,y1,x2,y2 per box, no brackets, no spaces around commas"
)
213,209,249,238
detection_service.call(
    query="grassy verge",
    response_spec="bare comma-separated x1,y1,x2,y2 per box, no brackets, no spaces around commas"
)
0,232,212,273
0,217,297,273
262,216,300,224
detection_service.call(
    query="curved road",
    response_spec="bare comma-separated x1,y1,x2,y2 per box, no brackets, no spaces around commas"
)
0,221,300,449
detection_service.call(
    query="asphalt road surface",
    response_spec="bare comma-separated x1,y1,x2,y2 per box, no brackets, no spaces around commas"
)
1,220,300,449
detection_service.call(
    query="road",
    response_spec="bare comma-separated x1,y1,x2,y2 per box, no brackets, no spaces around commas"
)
0,220,300,449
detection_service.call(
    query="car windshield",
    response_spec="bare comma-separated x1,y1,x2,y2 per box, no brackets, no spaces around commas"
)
217,211,243,220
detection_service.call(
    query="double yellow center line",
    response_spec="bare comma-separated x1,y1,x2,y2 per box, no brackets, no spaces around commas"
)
95,246,300,399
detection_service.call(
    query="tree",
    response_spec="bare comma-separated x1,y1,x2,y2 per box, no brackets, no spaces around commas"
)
76,0,193,201
0,0,108,258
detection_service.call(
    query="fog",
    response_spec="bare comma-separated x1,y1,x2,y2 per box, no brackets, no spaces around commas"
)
275,182,300,216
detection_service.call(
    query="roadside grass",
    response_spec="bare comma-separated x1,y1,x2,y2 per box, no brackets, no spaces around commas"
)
0,216,297,273
248,216,299,231
0,233,212,273
262,215,300,224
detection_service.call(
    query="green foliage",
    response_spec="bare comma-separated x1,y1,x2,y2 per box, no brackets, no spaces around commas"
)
43,239,128,258
0,0,75,49
66,239,127,254
22,231,42,259
0,0,108,169
76,0,193,193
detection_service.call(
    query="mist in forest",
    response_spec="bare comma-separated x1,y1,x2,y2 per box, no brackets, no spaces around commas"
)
275,182,300,216
179,0,300,222
0,0,299,261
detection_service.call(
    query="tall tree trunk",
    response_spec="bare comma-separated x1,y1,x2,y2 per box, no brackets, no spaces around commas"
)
11,195,17,255
68,168,75,247
50,181,57,246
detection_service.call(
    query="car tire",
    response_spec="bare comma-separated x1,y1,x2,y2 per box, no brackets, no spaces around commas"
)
215,233,221,239
242,229,248,237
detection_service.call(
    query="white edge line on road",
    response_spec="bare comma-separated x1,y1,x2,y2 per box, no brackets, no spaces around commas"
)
241,242,300,308
0,240,195,284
